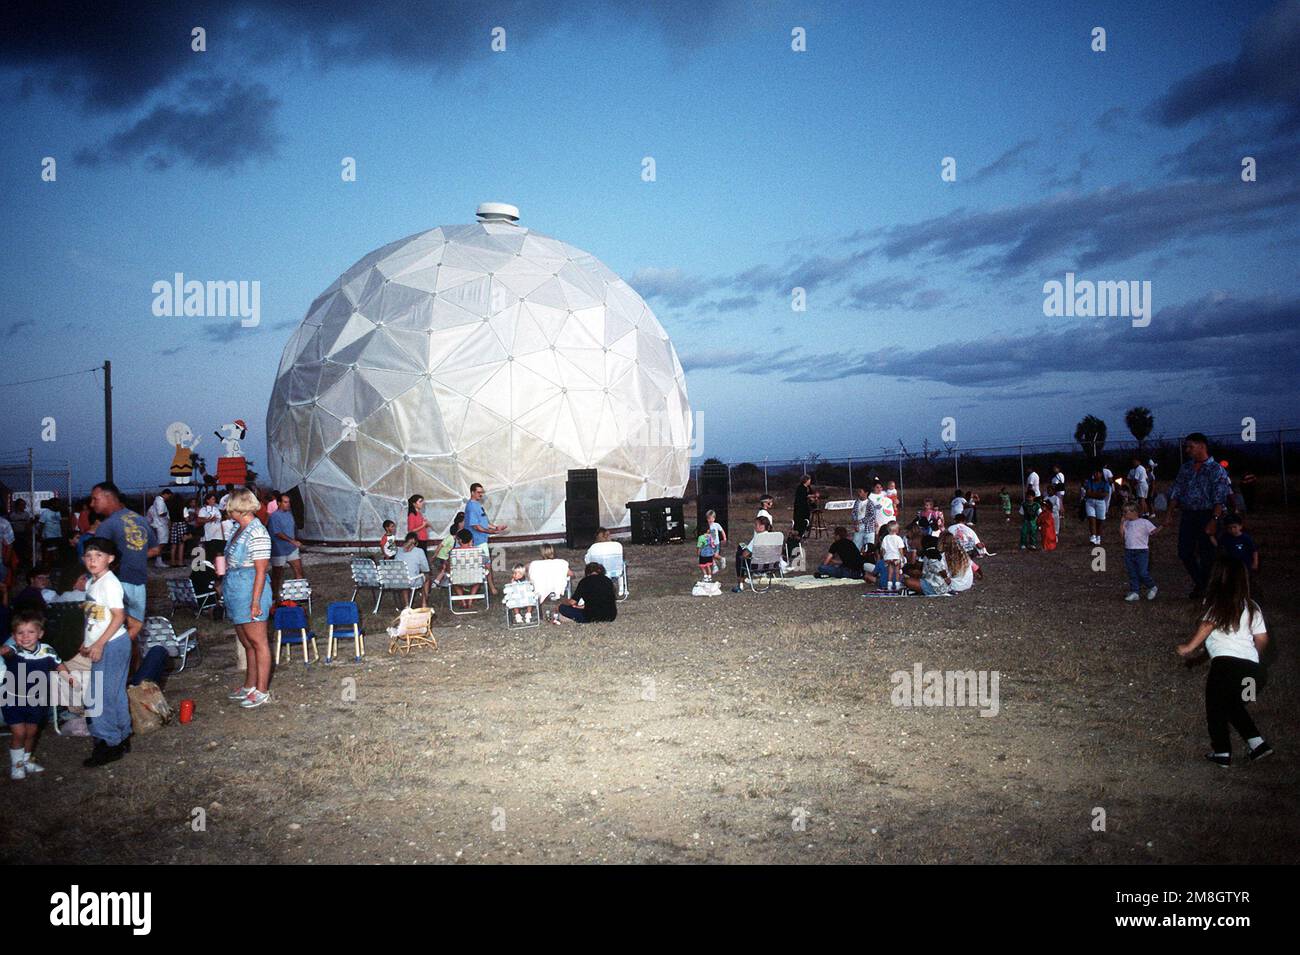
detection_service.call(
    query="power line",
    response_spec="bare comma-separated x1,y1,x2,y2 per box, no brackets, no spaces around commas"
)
0,366,101,389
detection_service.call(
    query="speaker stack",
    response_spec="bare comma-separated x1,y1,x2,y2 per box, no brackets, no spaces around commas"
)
697,462,729,536
628,497,685,544
564,468,601,549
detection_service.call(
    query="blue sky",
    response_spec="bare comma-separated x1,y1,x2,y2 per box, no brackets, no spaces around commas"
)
1,0,1297,491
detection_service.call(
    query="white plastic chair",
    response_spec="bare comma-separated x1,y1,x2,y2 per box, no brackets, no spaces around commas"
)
142,616,201,672
590,552,629,600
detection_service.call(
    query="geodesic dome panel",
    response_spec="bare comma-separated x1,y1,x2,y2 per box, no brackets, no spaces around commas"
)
267,215,693,542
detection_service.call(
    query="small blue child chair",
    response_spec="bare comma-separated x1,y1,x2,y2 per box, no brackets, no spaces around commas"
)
273,605,318,664
325,601,365,663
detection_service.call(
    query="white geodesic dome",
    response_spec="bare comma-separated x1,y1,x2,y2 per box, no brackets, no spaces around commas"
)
266,204,693,542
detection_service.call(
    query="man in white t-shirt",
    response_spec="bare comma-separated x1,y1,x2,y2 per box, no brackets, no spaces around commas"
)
1049,466,1066,530
1026,469,1041,498
148,491,172,568
1102,465,1115,512
1128,457,1150,514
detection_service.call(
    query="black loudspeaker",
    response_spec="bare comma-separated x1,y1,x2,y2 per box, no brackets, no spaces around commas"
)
699,463,728,499
628,497,685,544
565,494,601,550
567,468,599,501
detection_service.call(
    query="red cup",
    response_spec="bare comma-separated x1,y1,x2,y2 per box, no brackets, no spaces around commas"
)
179,699,195,724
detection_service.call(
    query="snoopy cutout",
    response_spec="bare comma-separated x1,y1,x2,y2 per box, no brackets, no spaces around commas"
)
215,419,247,458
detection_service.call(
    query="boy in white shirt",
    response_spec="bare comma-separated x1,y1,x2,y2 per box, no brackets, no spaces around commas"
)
879,521,906,592
80,537,132,767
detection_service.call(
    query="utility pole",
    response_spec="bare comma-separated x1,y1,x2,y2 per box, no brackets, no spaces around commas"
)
103,360,113,483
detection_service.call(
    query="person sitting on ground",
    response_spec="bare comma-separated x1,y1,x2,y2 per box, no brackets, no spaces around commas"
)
503,564,539,625
815,525,865,579
916,497,945,545
379,519,398,560
527,543,573,604
948,515,990,556
394,531,432,606
10,567,55,614
551,562,617,625
904,532,970,596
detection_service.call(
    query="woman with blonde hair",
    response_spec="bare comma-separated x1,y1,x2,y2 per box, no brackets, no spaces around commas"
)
939,531,974,593
222,489,274,709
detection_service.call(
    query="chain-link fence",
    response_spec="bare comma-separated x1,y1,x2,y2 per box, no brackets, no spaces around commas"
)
685,427,1298,521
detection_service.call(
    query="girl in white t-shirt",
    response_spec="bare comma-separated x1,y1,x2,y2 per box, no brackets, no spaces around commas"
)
1177,556,1272,767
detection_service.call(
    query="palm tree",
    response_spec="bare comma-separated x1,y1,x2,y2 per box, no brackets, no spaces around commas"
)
1074,415,1108,462
1125,406,1154,452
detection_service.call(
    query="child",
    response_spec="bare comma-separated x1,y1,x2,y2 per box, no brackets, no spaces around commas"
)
966,491,980,525
879,521,906,592
1120,503,1159,601
885,481,901,516
999,487,1012,523
706,509,727,572
697,530,717,581
450,529,481,600
1219,515,1258,581
950,489,966,523
1,609,72,780
79,537,132,767
1038,496,1057,551
1177,556,1271,766
379,519,398,559
1019,493,1041,550
503,564,537,625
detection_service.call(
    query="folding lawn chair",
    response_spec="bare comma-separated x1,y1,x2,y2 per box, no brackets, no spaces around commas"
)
168,576,220,618
377,560,421,610
386,606,437,655
448,548,490,614
504,582,541,630
142,616,201,672
279,577,312,615
273,605,318,664
740,531,787,593
325,601,365,663
349,558,383,613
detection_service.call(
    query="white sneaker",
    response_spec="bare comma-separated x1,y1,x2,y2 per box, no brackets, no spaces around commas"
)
513,611,523,624
10,764,26,781
1125,592,1140,602
1146,586,1158,600
228,686,254,700
21,757,44,774
240,690,271,709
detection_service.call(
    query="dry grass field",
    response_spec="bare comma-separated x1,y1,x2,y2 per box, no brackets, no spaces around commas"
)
2,485,1296,864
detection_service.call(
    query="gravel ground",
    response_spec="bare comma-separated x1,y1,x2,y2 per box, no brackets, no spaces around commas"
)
2,489,1296,864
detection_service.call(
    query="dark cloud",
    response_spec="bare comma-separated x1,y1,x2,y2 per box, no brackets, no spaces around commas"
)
1157,120,1300,181
684,292,1300,398
75,80,279,170
968,139,1038,184
1150,0,1300,133
3,319,35,337
1095,106,1131,134
877,178,1300,275
0,0,742,169
843,277,945,311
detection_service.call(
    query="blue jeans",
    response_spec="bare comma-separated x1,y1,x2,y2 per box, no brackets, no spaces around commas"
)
1177,509,1217,593
88,635,132,746
816,563,862,579
1124,549,1155,592
558,605,588,623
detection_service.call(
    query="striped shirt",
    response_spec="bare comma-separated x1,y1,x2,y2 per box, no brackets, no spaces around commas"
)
227,519,272,569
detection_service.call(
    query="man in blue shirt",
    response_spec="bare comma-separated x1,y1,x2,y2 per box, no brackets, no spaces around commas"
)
268,492,304,597
1163,432,1231,598
464,482,508,594
89,482,158,644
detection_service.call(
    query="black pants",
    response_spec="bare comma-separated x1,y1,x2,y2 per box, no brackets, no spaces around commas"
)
1206,656,1262,753
1177,509,1217,594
